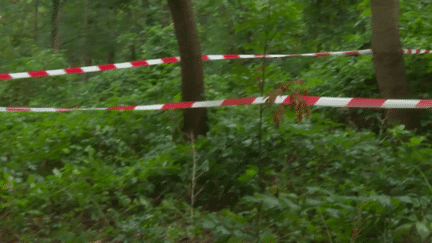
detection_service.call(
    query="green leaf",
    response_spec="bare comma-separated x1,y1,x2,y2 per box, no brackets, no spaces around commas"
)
357,0,369,8
173,92,182,102
237,166,258,183
262,195,280,210
305,198,322,207
409,136,424,147
362,8,371,17
395,196,412,204
394,223,413,238
27,175,35,184
369,195,392,208
216,225,230,236
202,220,215,229
416,221,431,240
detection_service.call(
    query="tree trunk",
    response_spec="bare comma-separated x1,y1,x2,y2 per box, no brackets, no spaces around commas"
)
371,0,421,131
167,0,209,141
51,0,66,51
106,7,117,64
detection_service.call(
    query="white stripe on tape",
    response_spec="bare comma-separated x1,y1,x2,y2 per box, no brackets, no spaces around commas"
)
382,99,421,108
192,100,224,108
315,97,353,107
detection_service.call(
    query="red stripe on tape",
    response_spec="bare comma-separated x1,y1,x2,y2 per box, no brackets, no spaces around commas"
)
347,98,386,107
302,96,321,105
162,57,179,63
64,67,84,74
29,70,49,77
223,55,241,59
221,97,256,106
315,52,331,56
202,55,210,61
99,64,117,71
7,107,31,111
130,60,149,66
0,74,12,80
416,100,432,108
162,102,193,109
344,51,360,55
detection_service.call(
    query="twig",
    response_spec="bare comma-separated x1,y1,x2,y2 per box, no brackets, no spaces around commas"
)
318,209,333,243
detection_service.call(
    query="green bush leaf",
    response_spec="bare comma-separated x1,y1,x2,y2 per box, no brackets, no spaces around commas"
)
409,136,424,147
262,195,281,210
173,92,182,103
416,221,431,240
202,220,215,229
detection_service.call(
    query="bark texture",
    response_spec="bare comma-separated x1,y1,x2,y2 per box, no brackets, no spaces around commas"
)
51,0,66,51
371,0,421,130
167,0,209,141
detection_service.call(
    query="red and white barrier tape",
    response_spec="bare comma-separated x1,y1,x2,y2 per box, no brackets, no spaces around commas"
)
1,49,430,81
2,95,432,112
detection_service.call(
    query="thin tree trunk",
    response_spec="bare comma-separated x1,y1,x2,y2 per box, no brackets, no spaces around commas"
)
107,8,117,63
167,0,209,141
51,0,59,49
371,0,421,130
51,0,66,51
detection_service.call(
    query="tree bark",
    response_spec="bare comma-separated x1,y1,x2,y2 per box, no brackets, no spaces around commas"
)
167,0,209,141
51,0,66,51
371,0,421,131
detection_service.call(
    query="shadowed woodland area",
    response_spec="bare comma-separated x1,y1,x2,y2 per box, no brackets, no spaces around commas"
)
2,0,432,242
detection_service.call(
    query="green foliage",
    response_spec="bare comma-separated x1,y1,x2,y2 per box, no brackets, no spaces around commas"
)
0,47,76,107
2,0,432,242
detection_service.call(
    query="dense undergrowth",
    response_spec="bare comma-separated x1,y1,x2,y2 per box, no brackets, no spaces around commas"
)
1,58,432,242
2,0,432,242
